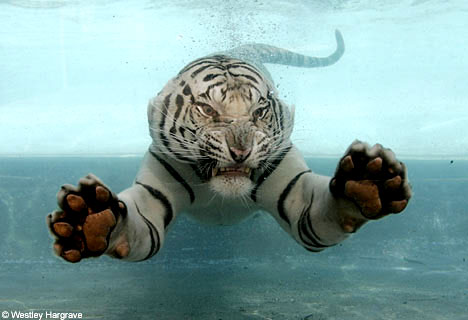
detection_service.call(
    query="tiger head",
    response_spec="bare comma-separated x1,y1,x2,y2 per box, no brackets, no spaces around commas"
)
148,55,294,198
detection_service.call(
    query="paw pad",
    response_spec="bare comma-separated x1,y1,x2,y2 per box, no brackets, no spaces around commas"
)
83,209,116,252
344,180,382,218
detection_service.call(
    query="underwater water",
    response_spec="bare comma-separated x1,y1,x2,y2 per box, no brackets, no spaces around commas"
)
1,0,468,319
0,157,467,319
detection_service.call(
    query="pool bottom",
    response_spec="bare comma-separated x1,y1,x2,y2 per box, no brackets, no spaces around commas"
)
0,258,466,320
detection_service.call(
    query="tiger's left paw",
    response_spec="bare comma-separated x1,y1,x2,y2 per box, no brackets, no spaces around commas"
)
330,140,412,226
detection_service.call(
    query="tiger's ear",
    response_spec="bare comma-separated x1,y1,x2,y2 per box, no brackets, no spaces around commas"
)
147,96,158,128
147,78,180,129
147,95,164,143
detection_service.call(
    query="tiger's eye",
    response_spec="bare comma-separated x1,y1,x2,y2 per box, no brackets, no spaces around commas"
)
203,105,216,116
253,107,266,119
197,104,217,117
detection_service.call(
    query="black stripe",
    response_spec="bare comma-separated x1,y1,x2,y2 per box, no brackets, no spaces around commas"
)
182,84,192,96
250,84,263,98
159,94,171,131
297,204,329,250
191,63,213,78
175,94,184,108
149,149,195,203
207,55,231,63
186,127,196,137
159,94,172,150
226,63,264,81
277,100,285,133
250,145,292,202
178,58,216,76
134,201,160,260
158,93,194,163
191,64,225,79
269,98,279,138
190,164,205,181
210,135,223,144
179,126,186,138
203,139,224,153
205,80,226,98
170,94,184,135
203,73,224,82
304,209,326,245
270,98,282,138
135,181,174,229
257,135,268,145
277,170,311,226
228,72,259,84
159,131,193,163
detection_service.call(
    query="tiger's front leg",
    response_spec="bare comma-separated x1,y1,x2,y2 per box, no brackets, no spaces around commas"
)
260,143,411,252
47,169,173,262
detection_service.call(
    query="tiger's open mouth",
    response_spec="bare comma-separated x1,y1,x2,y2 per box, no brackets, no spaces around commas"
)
212,167,252,178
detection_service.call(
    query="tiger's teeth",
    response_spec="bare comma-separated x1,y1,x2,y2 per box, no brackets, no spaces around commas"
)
212,167,252,177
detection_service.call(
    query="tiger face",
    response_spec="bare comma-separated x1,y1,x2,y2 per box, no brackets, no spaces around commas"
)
148,55,294,198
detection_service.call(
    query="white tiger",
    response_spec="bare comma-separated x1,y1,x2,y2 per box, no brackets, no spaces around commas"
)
47,31,411,262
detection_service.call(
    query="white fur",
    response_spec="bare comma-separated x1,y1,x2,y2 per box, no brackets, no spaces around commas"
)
208,176,253,198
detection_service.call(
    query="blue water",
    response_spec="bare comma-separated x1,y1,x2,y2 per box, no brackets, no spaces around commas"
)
0,157,467,319
1,1,468,319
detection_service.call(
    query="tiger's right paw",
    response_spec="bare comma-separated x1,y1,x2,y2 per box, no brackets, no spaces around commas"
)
47,174,128,263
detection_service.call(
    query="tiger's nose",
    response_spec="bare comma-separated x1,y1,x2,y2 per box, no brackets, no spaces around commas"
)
229,146,252,163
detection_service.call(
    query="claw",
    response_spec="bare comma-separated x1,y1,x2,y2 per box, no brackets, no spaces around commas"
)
366,157,382,174
62,249,82,263
95,186,110,203
340,216,366,233
53,242,63,256
53,222,74,238
118,201,126,210
115,241,130,258
385,175,402,190
388,199,408,213
66,194,87,212
48,211,67,225
341,155,354,172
